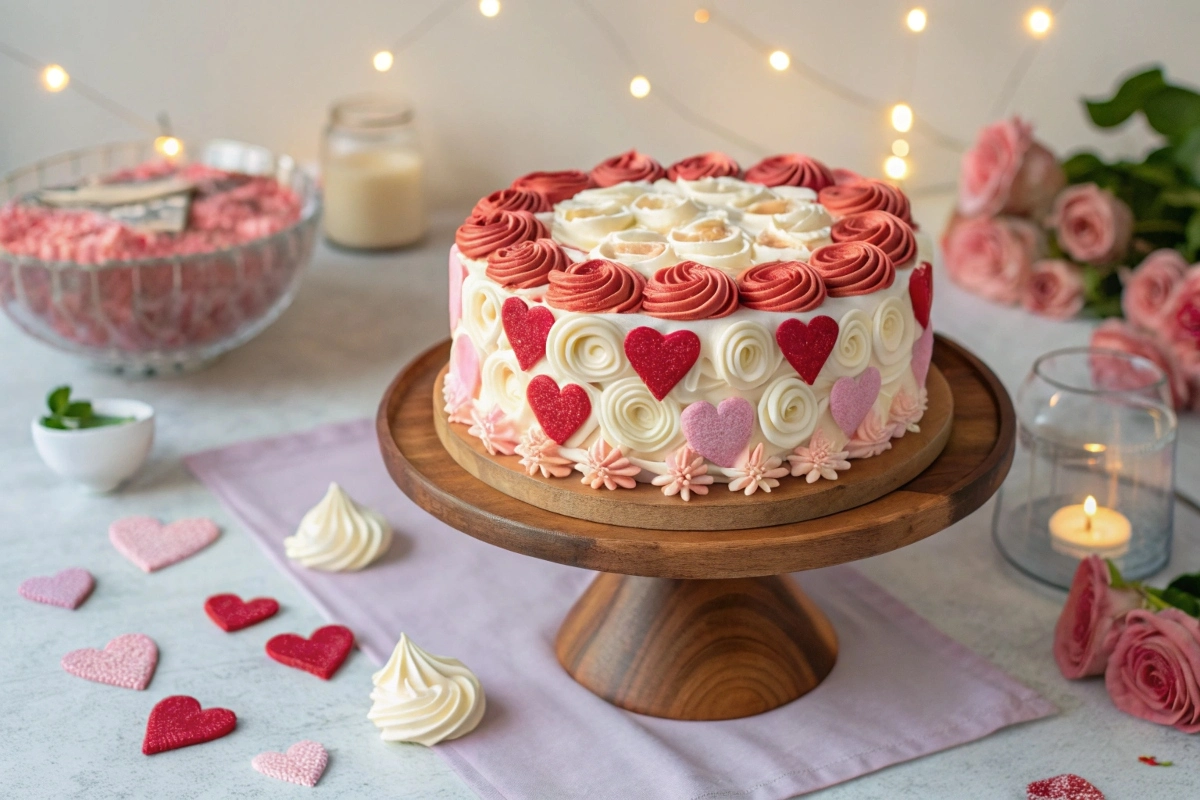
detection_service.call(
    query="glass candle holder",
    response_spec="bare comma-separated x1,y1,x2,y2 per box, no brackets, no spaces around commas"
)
993,347,1177,588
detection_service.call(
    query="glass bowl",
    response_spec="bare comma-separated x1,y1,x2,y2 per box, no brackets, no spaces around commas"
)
0,140,321,375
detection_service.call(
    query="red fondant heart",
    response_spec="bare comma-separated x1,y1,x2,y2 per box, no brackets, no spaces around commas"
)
526,375,591,444
624,327,701,400
501,297,555,371
265,625,354,680
204,593,280,632
909,261,933,329
776,316,839,385
142,695,237,755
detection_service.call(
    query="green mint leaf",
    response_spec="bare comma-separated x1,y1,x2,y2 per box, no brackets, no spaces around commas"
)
63,401,93,420
1084,66,1166,128
81,414,134,429
39,416,68,430
47,385,70,415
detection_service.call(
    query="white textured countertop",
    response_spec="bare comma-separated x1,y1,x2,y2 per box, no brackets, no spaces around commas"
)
2,204,1198,799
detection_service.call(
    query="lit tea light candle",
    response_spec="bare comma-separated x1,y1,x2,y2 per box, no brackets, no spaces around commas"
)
1048,495,1131,559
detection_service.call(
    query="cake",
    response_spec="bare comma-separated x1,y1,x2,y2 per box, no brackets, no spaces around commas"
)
443,149,934,500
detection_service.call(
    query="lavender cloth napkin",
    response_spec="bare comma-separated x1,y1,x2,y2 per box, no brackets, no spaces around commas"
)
185,418,1055,800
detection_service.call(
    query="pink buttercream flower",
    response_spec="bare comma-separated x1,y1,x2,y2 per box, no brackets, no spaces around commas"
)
846,409,894,459
888,388,928,438
942,216,1042,305
1106,609,1200,733
1022,259,1085,320
575,438,640,490
1053,555,1142,679
514,426,573,478
958,117,1065,218
1090,319,1190,410
467,404,519,456
787,429,851,483
442,376,476,424
1049,183,1133,265
651,445,713,501
1121,249,1187,331
727,443,789,496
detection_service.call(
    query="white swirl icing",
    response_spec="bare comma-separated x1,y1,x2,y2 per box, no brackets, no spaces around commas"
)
574,182,651,206
461,274,506,349
284,482,393,571
631,192,702,233
758,376,824,449
545,315,632,385
825,308,873,379
368,634,485,746
479,348,532,422
552,199,635,250
872,296,914,366
597,377,683,458
677,176,769,209
668,216,753,273
755,205,833,253
713,320,782,391
590,229,678,277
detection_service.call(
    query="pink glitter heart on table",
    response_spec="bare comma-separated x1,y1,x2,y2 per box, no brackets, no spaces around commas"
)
830,367,882,436
680,397,755,468
252,740,329,787
1027,773,1105,800
61,633,158,690
911,325,934,388
109,516,220,572
18,567,94,609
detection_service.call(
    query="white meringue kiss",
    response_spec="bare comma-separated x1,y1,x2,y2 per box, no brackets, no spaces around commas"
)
368,634,485,746
285,483,393,571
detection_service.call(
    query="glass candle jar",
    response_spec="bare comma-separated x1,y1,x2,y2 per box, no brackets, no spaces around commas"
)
320,96,427,249
993,347,1177,588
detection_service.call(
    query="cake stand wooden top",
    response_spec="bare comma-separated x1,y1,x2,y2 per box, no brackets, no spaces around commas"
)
377,335,1016,579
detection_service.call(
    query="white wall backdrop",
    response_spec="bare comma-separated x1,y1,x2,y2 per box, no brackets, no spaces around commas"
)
3,0,1200,211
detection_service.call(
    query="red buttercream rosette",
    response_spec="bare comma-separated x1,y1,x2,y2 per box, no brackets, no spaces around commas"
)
487,238,569,289
509,170,596,204
472,187,551,216
819,179,913,225
545,259,645,313
642,261,739,320
590,150,666,187
666,152,741,181
830,210,917,267
455,210,548,260
744,154,835,191
737,261,827,312
808,241,896,297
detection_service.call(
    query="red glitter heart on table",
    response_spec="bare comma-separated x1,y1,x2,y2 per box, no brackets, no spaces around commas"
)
526,375,591,444
18,567,94,609
109,516,220,573
776,316,839,385
62,633,158,690
1026,773,1105,800
624,326,701,401
142,695,237,755
501,297,555,371
252,740,329,787
204,593,280,632
909,261,933,329
265,624,354,680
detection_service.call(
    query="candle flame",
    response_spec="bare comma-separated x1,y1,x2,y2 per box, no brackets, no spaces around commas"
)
1084,496,1097,516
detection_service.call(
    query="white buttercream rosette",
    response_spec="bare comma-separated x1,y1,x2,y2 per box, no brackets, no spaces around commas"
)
590,229,678,277
597,377,683,459
872,295,916,384
817,308,874,385
668,216,753,273
757,375,825,450
552,198,635,250
677,176,770,209
631,192,702,233
712,320,783,391
479,349,536,426
460,274,506,349
545,314,633,385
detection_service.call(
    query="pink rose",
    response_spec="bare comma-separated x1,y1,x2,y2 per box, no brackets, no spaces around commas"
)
1106,608,1200,733
942,215,1041,304
1049,183,1133,265
1122,249,1187,330
1090,319,1190,409
958,117,1066,218
1053,555,1142,679
1022,259,1085,320
1160,266,1200,347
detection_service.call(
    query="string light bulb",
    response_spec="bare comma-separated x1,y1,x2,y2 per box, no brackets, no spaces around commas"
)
41,64,69,92
884,155,909,180
694,9,710,23
373,50,394,72
891,139,910,157
629,75,651,99
906,8,927,32
1026,7,1052,37
479,0,501,17
154,136,183,159
890,103,913,133
768,50,790,71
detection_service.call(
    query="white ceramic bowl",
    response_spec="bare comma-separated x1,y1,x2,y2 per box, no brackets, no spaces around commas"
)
31,399,155,492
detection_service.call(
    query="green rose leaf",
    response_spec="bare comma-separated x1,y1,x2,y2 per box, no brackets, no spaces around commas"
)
1062,151,1107,184
46,385,70,415
1186,211,1200,260
1085,66,1166,128
1144,85,1200,144
1167,572,1200,598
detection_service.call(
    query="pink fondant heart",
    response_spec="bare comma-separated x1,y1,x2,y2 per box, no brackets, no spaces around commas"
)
18,567,94,609
252,740,329,787
624,327,701,401
911,325,934,387
449,246,466,333
831,367,882,436
527,375,592,444
109,516,220,573
681,397,755,468
776,316,839,385
449,333,480,399
61,633,158,690
501,296,555,371
909,261,933,330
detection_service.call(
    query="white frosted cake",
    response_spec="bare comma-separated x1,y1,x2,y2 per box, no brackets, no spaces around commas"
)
442,150,934,500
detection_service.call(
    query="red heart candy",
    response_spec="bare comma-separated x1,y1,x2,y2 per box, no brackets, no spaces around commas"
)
501,297,555,371
204,593,280,632
1027,773,1105,800
265,625,354,680
142,695,237,755
624,327,701,400
776,316,839,385
526,375,591,444
909,261,933,329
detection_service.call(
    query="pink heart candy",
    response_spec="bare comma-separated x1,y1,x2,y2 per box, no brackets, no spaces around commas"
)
681,397,755,468
911,325,934,388
831,367,882,436
61,633,158,690
449,246,466,333
109,516,220,573
18,567,94,609
252,740,329,788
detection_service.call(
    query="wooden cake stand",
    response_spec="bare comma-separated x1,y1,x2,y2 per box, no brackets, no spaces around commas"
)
377,336,1015,721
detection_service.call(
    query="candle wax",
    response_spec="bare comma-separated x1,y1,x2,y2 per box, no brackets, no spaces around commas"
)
1048,502,1131,559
